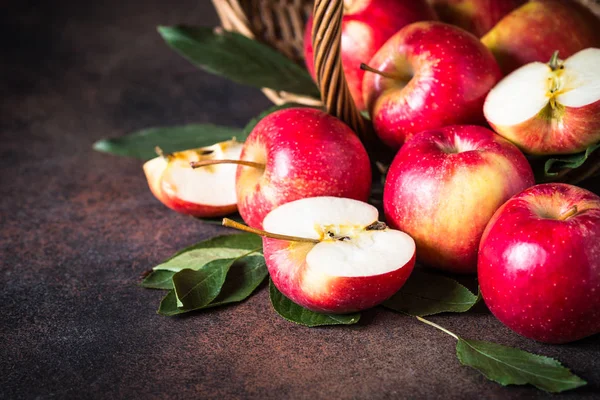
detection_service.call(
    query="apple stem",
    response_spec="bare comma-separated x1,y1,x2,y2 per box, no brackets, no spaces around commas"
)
416,316,460,340
360,63,397,80
222,218,320,244
558,205,578,221
155,146,171,160
190,159,266,169
548,50,561,71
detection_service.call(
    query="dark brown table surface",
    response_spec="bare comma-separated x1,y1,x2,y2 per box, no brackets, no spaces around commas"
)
2,1,600,399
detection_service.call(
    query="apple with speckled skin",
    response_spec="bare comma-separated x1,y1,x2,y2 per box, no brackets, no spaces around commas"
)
429,0,525,37
303,0,436,111
363,22,502,150
236,107,371,229
261,197,416,313
481,0,600,74
383,125,534,273
478,183,600,343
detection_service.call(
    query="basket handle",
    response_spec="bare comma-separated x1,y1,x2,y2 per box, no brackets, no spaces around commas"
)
311,0,371,143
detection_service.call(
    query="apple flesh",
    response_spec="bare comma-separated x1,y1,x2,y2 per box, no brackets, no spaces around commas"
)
236,107,372,229
143,139,242,217
429,0,525,37
383,125,534,273
262,197,416,313
303,0,436,111
478,183,600,344
484,48,600,155
363,21,502,150
482,0,600,74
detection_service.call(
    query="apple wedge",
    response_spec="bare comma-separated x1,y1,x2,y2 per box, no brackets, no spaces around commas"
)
143,139,243,217
227,197,416,314
484,48,600,155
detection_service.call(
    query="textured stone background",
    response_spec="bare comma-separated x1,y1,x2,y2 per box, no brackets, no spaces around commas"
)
1,1,599,399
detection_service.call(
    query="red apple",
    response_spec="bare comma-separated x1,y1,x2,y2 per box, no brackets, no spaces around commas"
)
143,139,242,217
383,125,534,273
481,0,600,74
236,107,372,229
484,48,600,155
261,196,416,313
429,0,525,37
303,0,436,111
478,183,600,344
363,22,502,150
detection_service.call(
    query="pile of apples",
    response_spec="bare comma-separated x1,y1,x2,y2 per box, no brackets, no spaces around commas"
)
144,0,600,344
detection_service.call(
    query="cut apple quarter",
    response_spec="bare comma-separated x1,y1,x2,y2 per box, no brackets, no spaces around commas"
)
143,139,243,217
259,197,416,314
484,48,600,155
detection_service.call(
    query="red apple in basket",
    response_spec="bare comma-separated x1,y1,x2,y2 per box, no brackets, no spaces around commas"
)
481,0,600,74
303,0,436,111
478,183,600,344
363,21,502,150
429,0,525,37
143,139,242,217
484,48,600,155
232,196,416,313
231,108,371,229
383,125,534,273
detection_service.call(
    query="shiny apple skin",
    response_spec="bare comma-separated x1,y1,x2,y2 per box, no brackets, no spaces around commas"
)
383,125,534,273
478,183,600,344
482,0,600,74
236,108,372,229
430,0,525,37
303,0,436,111
363,22,502,150
263,238,415,313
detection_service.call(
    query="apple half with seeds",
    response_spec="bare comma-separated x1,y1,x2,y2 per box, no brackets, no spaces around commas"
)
143,139,242,217
250,197,416,314
484,48,600,155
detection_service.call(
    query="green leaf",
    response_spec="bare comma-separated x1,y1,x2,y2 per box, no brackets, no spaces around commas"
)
141,270,175,290
544,142,600,177
93,124,243,160
156,255,268,316
207,255,268,307
456,338,587,393
269,280,360,327
243,103,309,136
158,26,320,97
157,290,180,316
173,258,235,309
383,269,478,316
154,233,262,272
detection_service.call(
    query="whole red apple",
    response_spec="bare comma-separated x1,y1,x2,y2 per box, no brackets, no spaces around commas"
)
303,0,436,111
262,197,416,313
384,125,534,273
482,0,600,74
478,183,600,344
363,22,502,150
236,107,372,229
429,0,526,37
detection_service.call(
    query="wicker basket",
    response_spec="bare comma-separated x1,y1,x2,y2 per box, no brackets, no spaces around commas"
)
211,0,600,183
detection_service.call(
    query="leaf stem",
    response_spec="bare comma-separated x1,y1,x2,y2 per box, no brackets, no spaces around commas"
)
222,218,319,244
416,315,460,340
360,63,397,80
190,159,265,169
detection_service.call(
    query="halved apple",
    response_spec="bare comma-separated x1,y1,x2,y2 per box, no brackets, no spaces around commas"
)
484,48,600,155
143,139,242,217
260,197,416,314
